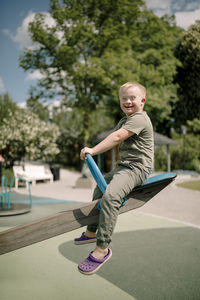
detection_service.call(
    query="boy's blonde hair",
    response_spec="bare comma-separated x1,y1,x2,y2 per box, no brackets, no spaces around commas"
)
119,81,146,99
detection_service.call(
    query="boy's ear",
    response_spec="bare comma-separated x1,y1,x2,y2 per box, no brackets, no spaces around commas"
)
142,98,146,103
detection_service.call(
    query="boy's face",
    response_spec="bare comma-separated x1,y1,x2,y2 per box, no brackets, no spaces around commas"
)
120,86,145,116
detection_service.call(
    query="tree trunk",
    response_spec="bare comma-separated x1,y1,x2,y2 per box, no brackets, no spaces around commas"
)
83,111,90,146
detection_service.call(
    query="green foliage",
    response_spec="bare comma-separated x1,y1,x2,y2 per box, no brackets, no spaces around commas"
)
154,119,200,173
19,0,182,141
103,13,182,132
88,105,115,142
187,118,200,134
134,13,182,132
52,104,114,168
52,107,84,168
176,180,200,191
0,93,20,126
154,147,167,171
56,128,83,169
26,89,49,122
173,20,200,129
171,129,200,172
2,167,14,186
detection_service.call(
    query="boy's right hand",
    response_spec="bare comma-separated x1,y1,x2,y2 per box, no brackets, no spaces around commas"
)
80,147,94,160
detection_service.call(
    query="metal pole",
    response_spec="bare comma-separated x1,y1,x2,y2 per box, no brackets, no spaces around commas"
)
167,145,171,172
182,127,187,171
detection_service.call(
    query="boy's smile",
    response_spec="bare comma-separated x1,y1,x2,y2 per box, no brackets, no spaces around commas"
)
120,86,145,116
123,104,135,114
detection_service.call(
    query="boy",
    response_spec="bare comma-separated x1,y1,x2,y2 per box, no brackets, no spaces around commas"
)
75,81,154,275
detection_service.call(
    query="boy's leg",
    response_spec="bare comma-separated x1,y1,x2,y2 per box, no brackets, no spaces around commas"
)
86,185,102,233
87,170,116,233
77,166,148,274
96,166,147,248
75,170,116,244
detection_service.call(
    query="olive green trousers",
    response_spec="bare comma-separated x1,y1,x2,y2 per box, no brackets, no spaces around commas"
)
87,165,149,248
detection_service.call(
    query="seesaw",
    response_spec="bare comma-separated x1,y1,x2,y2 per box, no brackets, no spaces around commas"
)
0,155,176,255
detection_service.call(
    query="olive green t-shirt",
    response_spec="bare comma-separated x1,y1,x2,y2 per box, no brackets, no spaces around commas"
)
115,111,154,171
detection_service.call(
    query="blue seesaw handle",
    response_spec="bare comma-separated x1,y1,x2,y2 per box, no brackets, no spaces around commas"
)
85,153,127,210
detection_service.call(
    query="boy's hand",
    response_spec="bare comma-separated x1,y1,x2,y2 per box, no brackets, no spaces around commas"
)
80,147,94,160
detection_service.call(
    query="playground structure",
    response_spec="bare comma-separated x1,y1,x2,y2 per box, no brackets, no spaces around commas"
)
0,155,176,255
0,176,32,216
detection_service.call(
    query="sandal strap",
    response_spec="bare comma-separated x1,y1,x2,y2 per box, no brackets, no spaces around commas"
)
88,249,111,263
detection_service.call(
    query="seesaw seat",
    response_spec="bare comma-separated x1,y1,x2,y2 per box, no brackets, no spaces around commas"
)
133,172,177,191
85,154,176,208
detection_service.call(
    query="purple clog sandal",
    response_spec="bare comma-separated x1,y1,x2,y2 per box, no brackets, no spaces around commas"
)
78,248,112,275
74,232,97,245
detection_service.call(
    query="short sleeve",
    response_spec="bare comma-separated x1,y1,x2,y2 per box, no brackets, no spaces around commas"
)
122,113,145,135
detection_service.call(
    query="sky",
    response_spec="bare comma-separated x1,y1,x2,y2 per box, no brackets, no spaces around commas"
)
0,0,200,105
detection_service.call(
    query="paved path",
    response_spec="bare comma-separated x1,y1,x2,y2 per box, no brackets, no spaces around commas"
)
12,169,200,227
137,180,200,228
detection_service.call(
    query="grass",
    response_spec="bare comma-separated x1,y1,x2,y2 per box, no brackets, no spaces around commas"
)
176,180,200,191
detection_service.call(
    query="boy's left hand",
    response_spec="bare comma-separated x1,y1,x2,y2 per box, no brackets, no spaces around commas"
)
80,147,94,160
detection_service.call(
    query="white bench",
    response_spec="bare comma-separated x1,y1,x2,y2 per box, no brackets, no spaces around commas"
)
13,164,53,189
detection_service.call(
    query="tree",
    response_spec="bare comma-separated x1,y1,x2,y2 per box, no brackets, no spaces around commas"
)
19,0,182,141
0,109,60,167
52,103,114,168
104,13,182,133
26,88,49,122
170,118,200,172
173,20,200,129
187,118,200,134
51,106,84,168
0,93,20,126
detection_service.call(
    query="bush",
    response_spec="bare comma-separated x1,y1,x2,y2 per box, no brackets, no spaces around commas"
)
0,109,60,167
154,146,168,171
171,131,200,173
55,128,83,170
1,167,14,186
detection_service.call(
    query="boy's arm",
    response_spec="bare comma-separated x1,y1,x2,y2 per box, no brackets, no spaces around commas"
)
80,128,134,160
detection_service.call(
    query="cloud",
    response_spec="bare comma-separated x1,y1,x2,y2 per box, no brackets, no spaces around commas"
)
17,102,27,109
25,70,45,81
145,0,172,15
3,11,35,49
0,76,5,92
25,68,67,83
185,1,200,11
3,11,59,50
171,0,186,11
145,0,171,10
145,0,200,29
175,9,200,29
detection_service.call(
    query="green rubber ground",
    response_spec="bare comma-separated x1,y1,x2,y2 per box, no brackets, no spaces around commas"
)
1,211,200,300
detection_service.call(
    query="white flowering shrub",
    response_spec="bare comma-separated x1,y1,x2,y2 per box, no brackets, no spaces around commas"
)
0,109,60,166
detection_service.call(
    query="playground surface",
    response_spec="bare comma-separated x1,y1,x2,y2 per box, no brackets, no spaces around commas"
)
0,169,200,300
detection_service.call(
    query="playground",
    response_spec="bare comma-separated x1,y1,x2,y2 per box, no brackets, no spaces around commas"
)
0,168,200,300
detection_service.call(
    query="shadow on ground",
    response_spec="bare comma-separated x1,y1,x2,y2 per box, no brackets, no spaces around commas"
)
59,227,200,300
